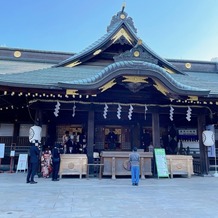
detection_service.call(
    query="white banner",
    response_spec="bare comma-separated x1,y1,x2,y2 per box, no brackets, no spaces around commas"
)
0,143,5,158
206,125,216,157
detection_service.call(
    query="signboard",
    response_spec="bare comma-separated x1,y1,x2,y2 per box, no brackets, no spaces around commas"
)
16,154,28,172
154,148,169,178
0,143,5,158
10,150,15,157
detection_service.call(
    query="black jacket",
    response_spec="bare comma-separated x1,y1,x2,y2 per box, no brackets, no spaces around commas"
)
52,147,61,160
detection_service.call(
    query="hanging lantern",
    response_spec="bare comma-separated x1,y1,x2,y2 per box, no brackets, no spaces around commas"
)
29,125,42,143
202,130,215,146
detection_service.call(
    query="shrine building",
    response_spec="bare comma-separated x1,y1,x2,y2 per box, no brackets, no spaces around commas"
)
0,6,218,176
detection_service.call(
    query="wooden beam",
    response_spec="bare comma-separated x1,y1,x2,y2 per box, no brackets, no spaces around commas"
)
87,109,95,163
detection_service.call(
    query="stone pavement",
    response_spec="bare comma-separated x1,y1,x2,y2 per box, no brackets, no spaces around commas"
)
0,173,218,218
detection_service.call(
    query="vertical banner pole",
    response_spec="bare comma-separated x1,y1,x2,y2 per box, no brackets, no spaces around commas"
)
0,158,4,173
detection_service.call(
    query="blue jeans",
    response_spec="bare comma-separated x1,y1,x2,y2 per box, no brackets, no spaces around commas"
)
131,165,139,184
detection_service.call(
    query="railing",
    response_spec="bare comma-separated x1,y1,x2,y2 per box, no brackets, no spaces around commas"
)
178,147,200,155
193,157,201,174
0,136,46,156
0,137,13,148
209,148,218,172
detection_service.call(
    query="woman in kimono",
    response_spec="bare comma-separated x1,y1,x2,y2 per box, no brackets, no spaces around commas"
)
41,148,52,178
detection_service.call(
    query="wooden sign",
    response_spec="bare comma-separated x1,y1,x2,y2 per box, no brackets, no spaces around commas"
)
16,154,28,172
154,148,169,178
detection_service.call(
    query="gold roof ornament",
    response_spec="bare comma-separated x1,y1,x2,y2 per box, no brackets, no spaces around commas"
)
120,2,126,19
99,79,116,92
122,76,148,83
153,79,169,96
188,96,198,101
137,39,142,45
111,28,133,45
133,51,140,57
65,60,81,68
14,51,21,58
120,14,126,19
185,63,192,69
66,89,79,95
93,49,102,56
164,66,175,74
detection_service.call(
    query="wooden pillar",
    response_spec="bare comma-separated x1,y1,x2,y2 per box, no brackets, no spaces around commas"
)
198,114,209,175
152,111,160,148
87,109,95,163
13,122,20,145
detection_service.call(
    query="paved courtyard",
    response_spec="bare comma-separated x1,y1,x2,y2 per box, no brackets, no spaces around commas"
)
0,173,218,218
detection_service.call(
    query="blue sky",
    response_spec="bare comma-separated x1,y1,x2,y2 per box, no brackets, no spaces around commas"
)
1,0,218,61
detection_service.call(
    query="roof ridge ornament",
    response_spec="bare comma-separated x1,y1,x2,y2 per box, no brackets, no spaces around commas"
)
113,40,158,64
121,2,126,13
107,3,137,33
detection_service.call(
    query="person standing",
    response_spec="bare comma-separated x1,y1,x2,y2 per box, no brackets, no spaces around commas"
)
41,147,52,178
141,129,151,152
26,142,40,184
62,131,70,154
129,147,140,186
51,143,62,181
107,129,117,150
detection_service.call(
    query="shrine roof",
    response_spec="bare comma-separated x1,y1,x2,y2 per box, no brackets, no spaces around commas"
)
0,6,218,100
0,60,53,75
0,65,104,88
54,8,183,75
0,61,216,97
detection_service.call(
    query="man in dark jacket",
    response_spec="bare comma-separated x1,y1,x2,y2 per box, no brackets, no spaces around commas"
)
51,143,63,181
26,142,40,184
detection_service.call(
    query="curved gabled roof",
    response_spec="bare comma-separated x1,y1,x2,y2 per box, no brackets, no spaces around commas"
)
0,61,210,96
58,61,209,96
54,20,129,67
54,9,183,75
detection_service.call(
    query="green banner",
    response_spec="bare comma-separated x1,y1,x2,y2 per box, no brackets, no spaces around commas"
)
154,148,169,178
